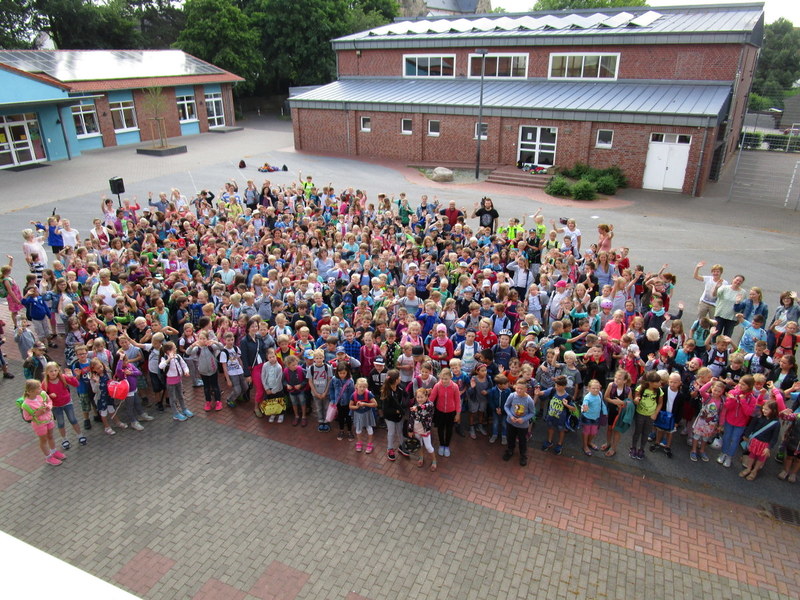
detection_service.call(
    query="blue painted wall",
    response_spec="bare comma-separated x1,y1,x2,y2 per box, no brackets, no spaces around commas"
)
0,69,68,103
203,84,221,95
115,130,141,146
180,121,200,136
174,85,195,97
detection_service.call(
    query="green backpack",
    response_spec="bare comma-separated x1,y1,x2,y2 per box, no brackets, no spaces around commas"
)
0,278,10,299
16,393,46,424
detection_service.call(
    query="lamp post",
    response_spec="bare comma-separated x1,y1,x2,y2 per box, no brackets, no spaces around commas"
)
475,48,488,180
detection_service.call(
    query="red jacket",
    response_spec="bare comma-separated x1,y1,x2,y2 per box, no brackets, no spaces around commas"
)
429,380,461,414
42,375,79,408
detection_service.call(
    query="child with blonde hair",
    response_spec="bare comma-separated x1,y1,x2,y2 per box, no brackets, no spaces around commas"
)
409,387,437,471
19,379,65,465
350,377,378,453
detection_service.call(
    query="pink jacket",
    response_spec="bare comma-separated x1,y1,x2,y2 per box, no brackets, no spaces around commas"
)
42,375,79,408
720,387,757,427
429,380,461,414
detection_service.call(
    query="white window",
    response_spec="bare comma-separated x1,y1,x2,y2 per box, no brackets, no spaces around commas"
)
469,53,527,79
474,122,488,140
109,100,137,131
176,95,197,122
403,55,455,78
549,53,619,80
204,92,225,128
596,129,614,148
650,133,691,144
71,102,100,137
428,120,440,137
401,118,412,135
360,116,371,132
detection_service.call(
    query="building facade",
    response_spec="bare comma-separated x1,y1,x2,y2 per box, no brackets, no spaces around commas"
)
290,4,764,196
0,50,244,170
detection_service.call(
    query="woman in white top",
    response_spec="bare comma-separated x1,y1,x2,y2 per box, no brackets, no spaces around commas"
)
21,228,48,266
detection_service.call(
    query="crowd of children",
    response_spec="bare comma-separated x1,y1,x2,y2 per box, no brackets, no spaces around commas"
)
5,177,799,480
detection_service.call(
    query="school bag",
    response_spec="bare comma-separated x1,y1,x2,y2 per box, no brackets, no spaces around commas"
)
16,392,47,423
0,278,9,299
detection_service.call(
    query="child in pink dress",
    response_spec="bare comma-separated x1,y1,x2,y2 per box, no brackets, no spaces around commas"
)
20,379,65,465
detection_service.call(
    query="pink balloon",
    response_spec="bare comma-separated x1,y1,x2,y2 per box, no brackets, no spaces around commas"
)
108,379,130,401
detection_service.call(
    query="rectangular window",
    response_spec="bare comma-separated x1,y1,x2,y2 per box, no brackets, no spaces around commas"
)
401,118,412,135
109,100,137,131
176,95,197,122
360,116,371,132
596,129,614,148
428,120,440,137
650,133,691,144
204,92,225,128
549,53,619,80
468,53,528,79
474,122,488,140
403,54,455,78
71,102,100,137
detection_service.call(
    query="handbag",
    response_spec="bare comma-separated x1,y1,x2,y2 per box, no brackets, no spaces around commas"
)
259,396,286,416
740,419,778,451
325,402,338,423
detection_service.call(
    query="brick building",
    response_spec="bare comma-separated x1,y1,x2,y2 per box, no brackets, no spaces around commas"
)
0,50,243,169
290,3,764,196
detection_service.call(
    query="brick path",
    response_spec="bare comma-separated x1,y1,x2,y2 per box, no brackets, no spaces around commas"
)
0,325,796,599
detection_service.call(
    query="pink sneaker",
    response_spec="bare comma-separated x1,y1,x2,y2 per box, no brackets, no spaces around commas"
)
215,401,223,411
365,443,374,454
204,401,212,411
53,450,66,460
46,455,62,466
355,441,363,452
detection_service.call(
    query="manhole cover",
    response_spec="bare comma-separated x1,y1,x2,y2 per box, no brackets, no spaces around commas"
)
763,503,800,526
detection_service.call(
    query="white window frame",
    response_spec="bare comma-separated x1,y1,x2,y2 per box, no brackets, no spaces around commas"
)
71,102,101,138
176,95,197,123
474,122,488,141
650,133,692,144
548,52,620,80
468,53,528,79
401,118,412,135
428,120,440,137
403,54,456,78
109,100,138,132
596,129,614,149
360,116,371,132
204,92,225,128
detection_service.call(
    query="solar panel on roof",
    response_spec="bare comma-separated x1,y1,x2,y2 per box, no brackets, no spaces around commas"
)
598,13,633,28
630,11,662,27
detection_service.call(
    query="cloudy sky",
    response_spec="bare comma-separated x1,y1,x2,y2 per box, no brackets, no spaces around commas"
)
490,0,798,24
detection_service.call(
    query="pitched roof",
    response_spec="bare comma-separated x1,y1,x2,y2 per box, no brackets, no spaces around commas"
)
289,77,731,127
0,50,244,89
333,3,764,49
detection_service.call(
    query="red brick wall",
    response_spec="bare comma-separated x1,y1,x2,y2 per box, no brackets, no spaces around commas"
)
94,95,117,148
293,107,716,195
337,44,742,81
222,83,235,127
195,85,209,133
132,88,181,143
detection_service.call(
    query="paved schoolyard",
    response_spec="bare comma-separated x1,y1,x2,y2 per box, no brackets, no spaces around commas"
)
0,116,799,599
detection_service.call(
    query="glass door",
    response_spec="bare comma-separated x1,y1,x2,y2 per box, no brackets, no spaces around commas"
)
9,124,34,164
204,93,225,128
0,128,13,167
517,126,557,166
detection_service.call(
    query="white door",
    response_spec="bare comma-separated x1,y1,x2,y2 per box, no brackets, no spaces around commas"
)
642,133,692,191
517,126,557,166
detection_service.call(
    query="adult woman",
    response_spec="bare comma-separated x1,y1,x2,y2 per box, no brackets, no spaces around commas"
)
91,269,121,308
711,274,746,337
735,287,768,323
768,355,798,394
552,218,582,252
768,291,800,351
594,252,617,289
240,318,268,417
597,224,614,253
471,198,499,234
22,228,48,267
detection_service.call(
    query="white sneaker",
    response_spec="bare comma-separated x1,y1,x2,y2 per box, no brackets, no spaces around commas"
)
277,414,285,424
723,456,732,468
131,421,144,431
717,453,727,464
116,422,129,430
268,415,276,423
104,427,115,435
140,413,154,422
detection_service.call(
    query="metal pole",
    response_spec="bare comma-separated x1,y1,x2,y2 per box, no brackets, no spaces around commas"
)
475,49,488,180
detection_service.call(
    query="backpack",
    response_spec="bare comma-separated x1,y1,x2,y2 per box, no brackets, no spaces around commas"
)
17,392,46,423
238,159,246,168
0,278,9,299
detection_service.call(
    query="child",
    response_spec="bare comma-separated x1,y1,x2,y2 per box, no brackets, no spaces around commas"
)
736,313,767,355
778,405,800,483
260,348,285,423
158,341,193,422
188,331,223,411
220,332,247,408
42,361,86,449
542,375,575,455
690,379,724,462
350,377,378,453
382,369,405,461
114,351,145,430
651,372,685,458
283,354,308,426
718,375,758,468
631,371,663,460
601,370,631,457
468,363,490,438
409,387,437,471
88,357,124,435
739,400,780,481
308,349,334,431
580,379,606,456
502,380,536,466
331,364,355,440
487,374,511,445
70,345,95,430
429,367,461,457
19,379,65,465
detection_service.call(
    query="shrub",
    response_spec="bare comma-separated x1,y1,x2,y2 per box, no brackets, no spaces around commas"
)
560,162,591,179
571,179,597,201
545,175,572,197
601,165,628,188
595,175,618,195
740,132,763,150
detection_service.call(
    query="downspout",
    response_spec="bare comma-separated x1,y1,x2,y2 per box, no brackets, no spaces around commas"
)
692,116,711,197
58,105,73,160
344,102,351,156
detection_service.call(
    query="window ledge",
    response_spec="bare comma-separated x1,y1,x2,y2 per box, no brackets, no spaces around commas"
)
428,133,440,137
113,127,139,134
179,119,199,124
595,144,613,149
401,131,412,136
76,133,102,140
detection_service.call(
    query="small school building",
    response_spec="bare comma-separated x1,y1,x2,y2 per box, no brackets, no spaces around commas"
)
289,3,765,196
0,49,244,170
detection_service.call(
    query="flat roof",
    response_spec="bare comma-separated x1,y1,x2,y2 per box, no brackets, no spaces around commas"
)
332,3,764,49
290,77,731,127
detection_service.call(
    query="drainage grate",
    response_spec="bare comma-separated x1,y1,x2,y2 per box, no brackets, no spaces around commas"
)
763,503,800,527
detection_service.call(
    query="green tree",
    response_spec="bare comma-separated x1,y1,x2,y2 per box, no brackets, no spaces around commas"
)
175,0,261,93
0,0,39,48
752,18,800,110
128,0,186,49
533,0,647,10
34,0,141,49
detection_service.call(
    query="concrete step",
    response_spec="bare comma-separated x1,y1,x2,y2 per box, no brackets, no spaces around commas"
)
486,170,550,188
